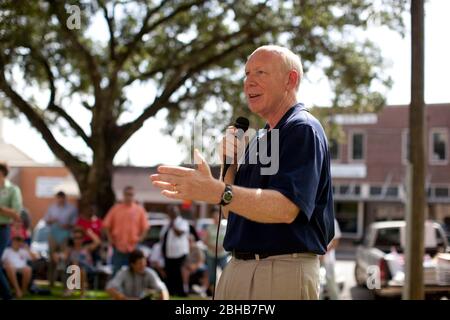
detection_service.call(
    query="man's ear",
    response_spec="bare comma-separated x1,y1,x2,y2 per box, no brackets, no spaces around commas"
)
286,70,299,91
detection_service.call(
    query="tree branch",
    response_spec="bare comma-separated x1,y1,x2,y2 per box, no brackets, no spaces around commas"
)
28,49,91,146
98,0,116,60
113,0,205,75
47,0,102,99
114,37,255,154
0,54,88,176
123,26,253,88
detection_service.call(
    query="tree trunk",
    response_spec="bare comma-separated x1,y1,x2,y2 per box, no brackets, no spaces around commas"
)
76,160,116,218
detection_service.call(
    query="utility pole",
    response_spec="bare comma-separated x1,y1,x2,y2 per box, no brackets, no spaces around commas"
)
404,0,425,300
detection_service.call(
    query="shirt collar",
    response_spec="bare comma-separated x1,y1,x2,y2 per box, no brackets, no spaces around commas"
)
264,102,306,130
0,179,12,189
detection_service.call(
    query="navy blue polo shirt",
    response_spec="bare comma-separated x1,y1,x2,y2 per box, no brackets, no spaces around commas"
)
223,103,335,255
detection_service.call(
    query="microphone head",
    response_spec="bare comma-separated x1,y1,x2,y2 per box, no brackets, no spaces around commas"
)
234,116,250,132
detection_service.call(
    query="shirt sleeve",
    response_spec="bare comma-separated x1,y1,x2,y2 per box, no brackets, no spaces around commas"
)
145,268,167,293
102,206,115,230
106,269,126,293
69,206,78,226
267,124,325,221
10,186,23,213
138,207,150,234
1,248,11,263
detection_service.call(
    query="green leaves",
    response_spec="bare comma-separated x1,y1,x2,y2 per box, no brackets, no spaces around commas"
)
0,0,407,155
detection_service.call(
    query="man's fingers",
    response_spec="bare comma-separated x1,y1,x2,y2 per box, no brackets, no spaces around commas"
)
194,149,212,176
150,173,181,185
161,190,184,200
151,181,173,191
157,165,194,176
194,148,206,165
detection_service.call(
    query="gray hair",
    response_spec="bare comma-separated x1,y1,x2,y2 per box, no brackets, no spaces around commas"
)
249,45,303,91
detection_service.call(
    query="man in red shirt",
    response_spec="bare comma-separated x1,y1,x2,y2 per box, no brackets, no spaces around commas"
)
75,205,103,243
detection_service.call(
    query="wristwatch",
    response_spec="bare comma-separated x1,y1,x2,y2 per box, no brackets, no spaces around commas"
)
219,184,233,206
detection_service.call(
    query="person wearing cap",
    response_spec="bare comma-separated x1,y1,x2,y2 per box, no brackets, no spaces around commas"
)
0,162,23,300
1,235,38,298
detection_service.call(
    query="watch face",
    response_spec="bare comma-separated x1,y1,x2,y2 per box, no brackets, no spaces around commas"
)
223,191,233,203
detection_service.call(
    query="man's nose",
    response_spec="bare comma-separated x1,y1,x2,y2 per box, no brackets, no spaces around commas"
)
244,76,256,88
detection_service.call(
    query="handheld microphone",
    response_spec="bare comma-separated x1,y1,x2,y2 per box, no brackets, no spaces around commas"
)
221,116,250,180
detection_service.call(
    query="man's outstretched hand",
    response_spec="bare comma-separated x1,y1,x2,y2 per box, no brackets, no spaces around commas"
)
150,149,225,205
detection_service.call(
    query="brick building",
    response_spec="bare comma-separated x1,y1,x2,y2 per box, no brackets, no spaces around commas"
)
330,103,450,239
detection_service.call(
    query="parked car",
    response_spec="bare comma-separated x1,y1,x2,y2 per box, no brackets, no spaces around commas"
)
141,217,169,249
354,220,450,298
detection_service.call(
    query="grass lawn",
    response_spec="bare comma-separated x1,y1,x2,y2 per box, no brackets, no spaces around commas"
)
20,281,208,300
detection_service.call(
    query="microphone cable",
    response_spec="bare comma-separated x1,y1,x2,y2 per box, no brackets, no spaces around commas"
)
211,172,225,300
211,117,249,300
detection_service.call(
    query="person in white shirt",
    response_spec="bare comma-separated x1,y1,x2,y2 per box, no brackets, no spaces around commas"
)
1,235,38,298
321,218,341,300
149,241,166,280
160,205,189,297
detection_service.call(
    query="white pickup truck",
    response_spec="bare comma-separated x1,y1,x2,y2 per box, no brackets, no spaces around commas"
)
354,220,450,299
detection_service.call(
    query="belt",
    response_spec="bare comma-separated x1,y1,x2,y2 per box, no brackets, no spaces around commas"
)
232,251,306,261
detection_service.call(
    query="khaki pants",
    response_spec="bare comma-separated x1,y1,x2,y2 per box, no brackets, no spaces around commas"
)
215,253,320,300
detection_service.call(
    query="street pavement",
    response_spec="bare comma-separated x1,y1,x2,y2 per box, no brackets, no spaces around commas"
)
335,259,377,300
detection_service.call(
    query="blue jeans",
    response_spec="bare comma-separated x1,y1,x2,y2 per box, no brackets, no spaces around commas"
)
111,248,130,275
206,253,228,285
0,225,12,300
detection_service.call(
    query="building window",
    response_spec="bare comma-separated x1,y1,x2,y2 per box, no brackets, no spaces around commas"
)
329,139,340,161
385,186,399,198
339,185,350,195
435,187,449,198
370,186,382,196
350,132,365,161
430,129,448,164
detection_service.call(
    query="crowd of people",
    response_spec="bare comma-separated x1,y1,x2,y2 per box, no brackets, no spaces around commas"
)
0,161,229,300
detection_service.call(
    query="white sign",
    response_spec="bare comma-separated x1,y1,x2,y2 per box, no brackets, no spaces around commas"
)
332,114,378,125
331,164,367,178
35,177,66,198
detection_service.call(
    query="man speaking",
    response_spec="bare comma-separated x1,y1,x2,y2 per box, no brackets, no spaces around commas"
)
151,45,335,300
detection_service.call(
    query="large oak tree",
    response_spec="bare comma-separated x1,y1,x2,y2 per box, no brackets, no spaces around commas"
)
0,0,406,214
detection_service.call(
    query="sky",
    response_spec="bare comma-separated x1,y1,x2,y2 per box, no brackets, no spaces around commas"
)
2,0,450,167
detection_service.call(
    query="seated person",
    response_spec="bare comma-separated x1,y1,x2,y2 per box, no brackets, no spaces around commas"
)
75,205,103,265
106,249,168,300
182,235,208,296
62,227,100,297
1,235,38,298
